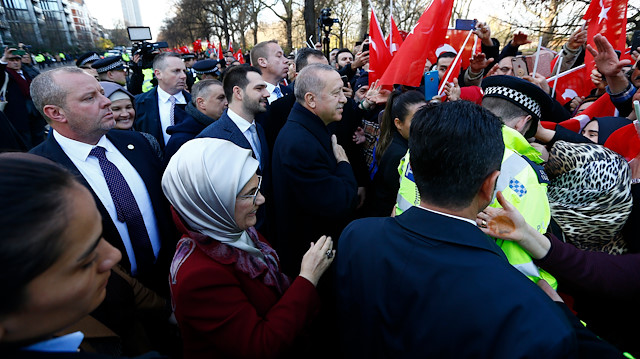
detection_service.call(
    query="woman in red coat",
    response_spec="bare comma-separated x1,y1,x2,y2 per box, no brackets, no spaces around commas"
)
162,138,335,359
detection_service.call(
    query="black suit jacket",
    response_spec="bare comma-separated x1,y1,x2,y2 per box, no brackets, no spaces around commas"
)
336,207,624,358
260,95,369,187
272,103,358,276
133,87,192,149
29,130,177,292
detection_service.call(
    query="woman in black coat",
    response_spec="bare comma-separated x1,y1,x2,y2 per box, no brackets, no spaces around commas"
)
364,90,426,217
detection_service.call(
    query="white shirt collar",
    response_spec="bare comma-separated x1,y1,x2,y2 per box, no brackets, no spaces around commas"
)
416,205,478,227
157,86,186,104
265,81,277,93
53,130,114,162
227,108,253,133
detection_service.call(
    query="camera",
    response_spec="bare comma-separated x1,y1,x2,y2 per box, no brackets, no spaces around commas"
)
128,26,168,64
319,8,338,28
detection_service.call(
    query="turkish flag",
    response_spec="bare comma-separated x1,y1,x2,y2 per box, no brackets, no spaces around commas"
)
234,49,245,64
379,0,454,87
605,123,640,160
386,17,404,55
559,92,616,131
439,57,462,89
192,39,202,53
583,0,628,74
427,30,481,69
218,42,224,60
547,66,593,105
369,9,392,85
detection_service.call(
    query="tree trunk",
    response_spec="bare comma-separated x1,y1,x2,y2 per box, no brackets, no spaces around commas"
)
541,0,559,47
304,0,316,45
359,0,368,40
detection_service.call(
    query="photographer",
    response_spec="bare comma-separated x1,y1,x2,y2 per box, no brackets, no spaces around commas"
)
127,28,169,95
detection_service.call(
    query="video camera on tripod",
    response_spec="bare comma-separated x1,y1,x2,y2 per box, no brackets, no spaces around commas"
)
317,8,338,58
127,26,168,64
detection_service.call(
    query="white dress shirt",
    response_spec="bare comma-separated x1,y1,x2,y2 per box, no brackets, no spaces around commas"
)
157,87,187,145
227,108,261,162
265,81,283,104
54,130,161,275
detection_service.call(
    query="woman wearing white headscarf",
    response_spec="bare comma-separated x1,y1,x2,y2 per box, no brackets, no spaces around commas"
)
162,138,334,359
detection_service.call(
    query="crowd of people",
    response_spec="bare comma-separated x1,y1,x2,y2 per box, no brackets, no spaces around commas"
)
1,18,640,359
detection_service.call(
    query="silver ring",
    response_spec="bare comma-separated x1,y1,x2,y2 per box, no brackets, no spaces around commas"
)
326,249,334,259
481,219,487,228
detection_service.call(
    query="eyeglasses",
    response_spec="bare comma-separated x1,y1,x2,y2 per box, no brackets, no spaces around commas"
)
237,175,262,205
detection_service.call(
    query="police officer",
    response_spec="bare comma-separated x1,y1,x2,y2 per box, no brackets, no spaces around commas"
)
183,53,197,91
92,56,128,86
192,59,221,81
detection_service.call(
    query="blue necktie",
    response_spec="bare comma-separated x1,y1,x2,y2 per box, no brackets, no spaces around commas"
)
248,124,262,169
273,86,283,99
90,146,155,273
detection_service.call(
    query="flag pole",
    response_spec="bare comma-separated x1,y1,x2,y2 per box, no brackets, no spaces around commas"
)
546,64,586,83
550,56,564,98
438,30,473,96
532,36,543,76
472,34,478,56
389,0,393,47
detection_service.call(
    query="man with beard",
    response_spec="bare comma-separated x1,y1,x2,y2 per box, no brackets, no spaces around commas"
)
197,66,270,232
134,52,192,148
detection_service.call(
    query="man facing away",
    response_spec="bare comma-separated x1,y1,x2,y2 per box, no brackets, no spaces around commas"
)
336,100,623,358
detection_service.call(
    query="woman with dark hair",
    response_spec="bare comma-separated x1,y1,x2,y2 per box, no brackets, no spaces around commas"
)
162,138,334,359
364,90,426,217
0,153,133,358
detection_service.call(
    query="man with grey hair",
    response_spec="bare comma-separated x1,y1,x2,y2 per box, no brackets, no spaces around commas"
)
164,79,227,161
29,66,175,293
272,63,357,276
134,52,192,148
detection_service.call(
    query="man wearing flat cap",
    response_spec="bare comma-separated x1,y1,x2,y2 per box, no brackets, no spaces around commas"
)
192,59,221,81
396,74,557,289
92,56,128,86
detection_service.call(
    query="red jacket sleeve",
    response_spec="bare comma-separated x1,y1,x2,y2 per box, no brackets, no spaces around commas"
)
172,249,321,359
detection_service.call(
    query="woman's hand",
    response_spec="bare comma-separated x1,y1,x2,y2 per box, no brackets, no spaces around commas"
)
476,191,551,259
299,235,335,286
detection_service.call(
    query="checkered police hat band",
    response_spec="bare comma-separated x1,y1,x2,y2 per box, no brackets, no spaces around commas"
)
80,54,101,66
195,68,217,74
98,60,124,73
484,86,542,119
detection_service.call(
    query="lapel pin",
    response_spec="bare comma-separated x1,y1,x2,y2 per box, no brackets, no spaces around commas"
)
127,144,135,150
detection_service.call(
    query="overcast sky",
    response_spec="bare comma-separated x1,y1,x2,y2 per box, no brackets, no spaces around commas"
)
84,0,172,41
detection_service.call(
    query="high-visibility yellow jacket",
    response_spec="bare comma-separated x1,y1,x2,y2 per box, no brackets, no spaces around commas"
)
395,126,557,288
